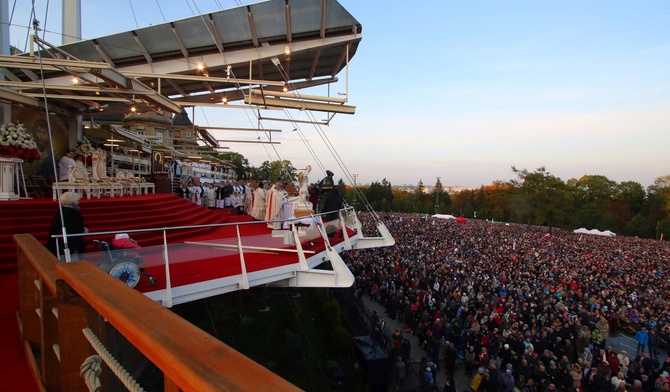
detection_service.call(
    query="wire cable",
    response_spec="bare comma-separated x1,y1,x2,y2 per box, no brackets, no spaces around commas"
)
128,0,140,29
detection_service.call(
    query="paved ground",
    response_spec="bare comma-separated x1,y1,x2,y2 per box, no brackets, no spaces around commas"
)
362,294,470,391
360,294,668,391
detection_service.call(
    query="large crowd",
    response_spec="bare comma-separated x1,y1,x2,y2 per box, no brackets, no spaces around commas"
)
344,213,670,392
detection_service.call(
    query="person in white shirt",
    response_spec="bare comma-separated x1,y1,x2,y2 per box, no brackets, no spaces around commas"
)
58,149,76,181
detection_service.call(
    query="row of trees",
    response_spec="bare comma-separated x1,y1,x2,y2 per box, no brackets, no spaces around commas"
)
216,155,668,239
346,167,670,240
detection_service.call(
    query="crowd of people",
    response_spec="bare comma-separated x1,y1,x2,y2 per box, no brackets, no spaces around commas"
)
344,213,670,392
171,158,235,180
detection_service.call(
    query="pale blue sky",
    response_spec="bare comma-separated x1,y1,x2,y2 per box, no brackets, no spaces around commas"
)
7,0,670,188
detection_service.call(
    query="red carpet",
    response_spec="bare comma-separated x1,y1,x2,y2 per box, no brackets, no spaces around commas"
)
0,272,38,392
0,194,242,271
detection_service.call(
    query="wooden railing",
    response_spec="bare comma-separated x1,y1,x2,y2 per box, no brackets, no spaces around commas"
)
15,233,302,391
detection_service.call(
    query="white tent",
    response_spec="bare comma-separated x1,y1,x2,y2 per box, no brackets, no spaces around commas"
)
573,228,616,237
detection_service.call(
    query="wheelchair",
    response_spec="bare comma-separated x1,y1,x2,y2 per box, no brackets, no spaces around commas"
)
92,239,157,288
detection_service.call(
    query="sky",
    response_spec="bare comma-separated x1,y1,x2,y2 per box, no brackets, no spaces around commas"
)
6,0,670,188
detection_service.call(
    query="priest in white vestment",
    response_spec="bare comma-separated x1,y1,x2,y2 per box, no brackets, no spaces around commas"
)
251,181,268,220
205,184,217,208
265,182,286,229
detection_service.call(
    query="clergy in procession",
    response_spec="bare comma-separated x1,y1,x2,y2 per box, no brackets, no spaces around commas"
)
204,183,217,208
265,182,286,229
251,181,269,220
244,182,253,215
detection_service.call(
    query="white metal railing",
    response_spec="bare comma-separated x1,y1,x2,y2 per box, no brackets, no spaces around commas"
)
50,207,394,307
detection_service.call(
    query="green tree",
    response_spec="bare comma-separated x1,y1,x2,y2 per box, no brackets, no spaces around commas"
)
623,214,653,238
433,177,450,214
645,175,670,239
510,166,572,227
255,160,296,183
482,181,514,222
413,180,430,213
570,175,617,230
365,178,394,211
451,189,475,217
215,151,249,180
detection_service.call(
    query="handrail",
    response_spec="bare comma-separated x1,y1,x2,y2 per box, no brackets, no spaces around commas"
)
14,233,302,391
48,208,345,240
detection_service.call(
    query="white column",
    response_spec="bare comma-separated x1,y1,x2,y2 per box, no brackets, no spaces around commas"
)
62,0,81,44
0,0,11,124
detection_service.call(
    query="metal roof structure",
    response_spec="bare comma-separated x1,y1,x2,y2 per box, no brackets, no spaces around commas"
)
0,0,361,118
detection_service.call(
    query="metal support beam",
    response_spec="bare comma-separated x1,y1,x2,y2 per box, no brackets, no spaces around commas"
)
171,23,190,60
245,96,355,115
132,32,153,64
249,88,347,104
247,11,259,47
94,40,116,67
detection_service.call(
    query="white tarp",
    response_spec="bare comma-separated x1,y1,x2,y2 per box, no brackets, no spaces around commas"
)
432,214,456,220
573,228,616,237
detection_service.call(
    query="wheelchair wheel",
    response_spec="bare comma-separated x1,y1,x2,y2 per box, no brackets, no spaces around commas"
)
109,261,141,288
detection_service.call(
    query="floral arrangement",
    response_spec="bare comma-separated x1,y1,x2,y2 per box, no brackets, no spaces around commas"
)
0,122,41,160
74,137,94,156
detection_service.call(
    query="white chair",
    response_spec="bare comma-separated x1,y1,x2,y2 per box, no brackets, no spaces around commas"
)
116,169,140,196
52,166,100,200
96,176,123,198
139,177,155,194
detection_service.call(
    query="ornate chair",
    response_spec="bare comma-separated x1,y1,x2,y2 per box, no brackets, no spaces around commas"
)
138,176,155,194
52,166,100,200
96,175,123,198
115,169,140,196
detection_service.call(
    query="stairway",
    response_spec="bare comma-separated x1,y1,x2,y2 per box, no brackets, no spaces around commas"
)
0,194,245,271
172,174,182,193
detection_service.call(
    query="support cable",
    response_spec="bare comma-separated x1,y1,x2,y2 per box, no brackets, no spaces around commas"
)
30,3,73,261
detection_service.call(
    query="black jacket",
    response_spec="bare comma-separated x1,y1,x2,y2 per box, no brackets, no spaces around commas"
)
47,206,86,257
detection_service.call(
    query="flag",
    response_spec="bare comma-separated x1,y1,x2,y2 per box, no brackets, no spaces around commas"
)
513,240,516,251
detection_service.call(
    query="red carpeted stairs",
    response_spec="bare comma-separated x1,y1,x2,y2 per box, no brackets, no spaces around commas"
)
0,194,250,391
0,194,248,271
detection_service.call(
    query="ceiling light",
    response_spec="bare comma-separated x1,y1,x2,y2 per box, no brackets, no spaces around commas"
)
197,63,205,71
284,44,291,56
282,84,288,93
130,106,136,112
222,96,228,104
72,77,79,84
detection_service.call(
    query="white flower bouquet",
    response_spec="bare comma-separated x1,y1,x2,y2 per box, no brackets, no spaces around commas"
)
0,122,40,160
74,137,94,156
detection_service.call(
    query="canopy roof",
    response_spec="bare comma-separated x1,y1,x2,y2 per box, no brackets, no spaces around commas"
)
0,0,361,116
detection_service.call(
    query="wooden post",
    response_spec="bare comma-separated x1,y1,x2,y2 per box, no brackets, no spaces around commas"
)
17,247,41,347
57,279,92,392
41,281,59,391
